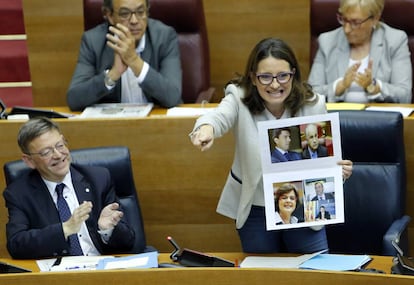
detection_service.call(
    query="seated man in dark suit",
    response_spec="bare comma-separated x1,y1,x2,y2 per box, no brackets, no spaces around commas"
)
316,205,331,220
302,123,328,159
3,117,135,259
311,181,334,201
66,0,182,111
271,127,302,163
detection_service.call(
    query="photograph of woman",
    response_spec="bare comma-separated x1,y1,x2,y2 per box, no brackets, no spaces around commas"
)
274,183,302,225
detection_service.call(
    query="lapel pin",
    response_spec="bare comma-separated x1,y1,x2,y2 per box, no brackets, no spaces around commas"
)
85,188,90,193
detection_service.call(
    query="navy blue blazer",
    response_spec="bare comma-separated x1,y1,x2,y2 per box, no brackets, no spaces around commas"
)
271,149,302,163
3,164,135,259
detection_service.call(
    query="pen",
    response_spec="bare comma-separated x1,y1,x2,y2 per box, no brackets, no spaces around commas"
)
65,265,96,270
65,266,81,270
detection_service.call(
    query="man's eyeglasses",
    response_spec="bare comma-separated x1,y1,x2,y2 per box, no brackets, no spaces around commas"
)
27,140,68,159
337,13,373,30
117,8,147,21
256,71,295,86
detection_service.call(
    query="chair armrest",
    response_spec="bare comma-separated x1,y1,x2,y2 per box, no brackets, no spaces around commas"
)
195,87,216,103
383,215,411,256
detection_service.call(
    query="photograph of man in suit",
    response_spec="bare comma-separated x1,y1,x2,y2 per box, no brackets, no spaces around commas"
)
3,117,135,259
67,0,182,111
316,205,331,220
302,123,328,159
311,181,334,201
270,127,302,163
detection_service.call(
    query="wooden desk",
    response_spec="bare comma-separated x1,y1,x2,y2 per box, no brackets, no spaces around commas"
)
0,253,412,285
0,105,414,258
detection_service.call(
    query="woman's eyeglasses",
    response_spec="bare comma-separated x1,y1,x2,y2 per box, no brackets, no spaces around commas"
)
336,13,373,30
256,71,295,85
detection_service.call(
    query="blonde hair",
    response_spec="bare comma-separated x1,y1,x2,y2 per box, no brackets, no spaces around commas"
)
339,0,384,17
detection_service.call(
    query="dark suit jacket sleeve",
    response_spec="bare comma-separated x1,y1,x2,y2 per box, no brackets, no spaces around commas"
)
3,172,74,259
302,148,310,159
72,165,135,254
66,23,114,111
326,193,335,200
98,171,136,253
271,150,284,163
290,151,302,161
318,145,328,157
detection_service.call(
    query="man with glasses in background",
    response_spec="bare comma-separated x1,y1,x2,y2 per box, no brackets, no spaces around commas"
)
308,0,411,103
67,0,182,111
3,117,135,259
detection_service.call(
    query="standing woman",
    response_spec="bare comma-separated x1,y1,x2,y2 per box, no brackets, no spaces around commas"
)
308,0,412,103
189,38,353,253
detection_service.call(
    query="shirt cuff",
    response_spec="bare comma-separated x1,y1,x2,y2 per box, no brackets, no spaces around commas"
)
366,79,383,101
98,228,114,244
104,70,116,91
332,77,346,101
137,62,149,84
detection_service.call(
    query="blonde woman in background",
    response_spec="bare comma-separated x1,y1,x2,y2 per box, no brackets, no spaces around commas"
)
308,0,412,103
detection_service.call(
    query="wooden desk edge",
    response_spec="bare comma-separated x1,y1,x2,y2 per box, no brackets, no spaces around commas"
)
0,253,399,274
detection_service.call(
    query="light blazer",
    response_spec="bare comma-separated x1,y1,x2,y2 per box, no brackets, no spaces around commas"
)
193,84,327,229
66,19,182,111
308,22,412,103
3,164,135,259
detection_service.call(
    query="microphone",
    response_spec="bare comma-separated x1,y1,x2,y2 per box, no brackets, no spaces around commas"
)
166,236,234,267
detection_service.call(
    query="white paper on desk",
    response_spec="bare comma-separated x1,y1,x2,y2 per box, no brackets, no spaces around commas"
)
166,107,215,117
40,255,113,272
96,251,158,270
240,250,326,268
36,258,57,272
76,103,153,118
365,106,414,117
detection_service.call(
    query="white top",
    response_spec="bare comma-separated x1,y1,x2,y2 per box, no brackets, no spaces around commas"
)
275,211,298,225
121,34,149,103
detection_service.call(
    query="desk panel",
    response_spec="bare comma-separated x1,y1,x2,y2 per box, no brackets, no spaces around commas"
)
1,268,413,285
0,254,413,285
